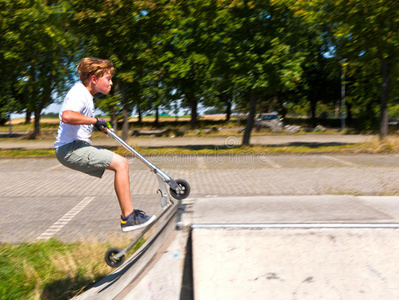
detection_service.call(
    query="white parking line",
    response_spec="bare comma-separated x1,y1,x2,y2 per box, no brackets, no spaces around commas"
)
322,155,359,167
0,159,9,165
263,157,282,168
36,196,94,241
44,164,62,171
197,156,207,169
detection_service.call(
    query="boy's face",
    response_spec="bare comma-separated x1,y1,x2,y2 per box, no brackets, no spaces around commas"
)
93,70,113,95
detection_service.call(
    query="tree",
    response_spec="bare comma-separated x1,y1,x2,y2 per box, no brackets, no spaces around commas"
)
0,0,34,124
1,0,78,137
295,0,399,138
212,0,306,145
162,0,218,129
69,0,165,138
137,1,175,127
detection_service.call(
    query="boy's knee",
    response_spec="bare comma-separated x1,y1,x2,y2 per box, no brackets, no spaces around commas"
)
121,156,129,169
109,154,129,171
117,156,129,169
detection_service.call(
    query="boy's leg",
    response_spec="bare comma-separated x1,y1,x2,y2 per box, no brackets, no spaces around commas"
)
107,154,134,218
107,153,156,232
56,142,155,231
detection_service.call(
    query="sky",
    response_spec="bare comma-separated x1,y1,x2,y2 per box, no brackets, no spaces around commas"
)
11,98,206,119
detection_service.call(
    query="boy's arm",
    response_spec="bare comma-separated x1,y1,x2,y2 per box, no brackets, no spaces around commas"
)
62,110,97,125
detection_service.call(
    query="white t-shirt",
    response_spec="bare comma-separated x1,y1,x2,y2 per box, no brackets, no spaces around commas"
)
54,82,95,148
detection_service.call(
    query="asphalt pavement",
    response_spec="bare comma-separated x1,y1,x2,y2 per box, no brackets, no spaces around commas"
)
1,149,399,243
0,133,396,244
2,134,399,299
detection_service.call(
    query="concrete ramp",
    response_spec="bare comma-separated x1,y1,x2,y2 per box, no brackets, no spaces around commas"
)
75,201,179,300
192,226,399,300
75,196,399,299
190,196,399,300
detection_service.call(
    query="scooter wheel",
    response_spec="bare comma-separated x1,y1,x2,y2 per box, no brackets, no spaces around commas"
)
105,247,125,268
170,179,190,200
176,222,184,230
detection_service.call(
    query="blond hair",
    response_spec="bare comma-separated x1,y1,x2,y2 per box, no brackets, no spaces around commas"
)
77,57,116,84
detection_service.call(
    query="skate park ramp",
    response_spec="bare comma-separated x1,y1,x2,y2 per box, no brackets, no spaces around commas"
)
75,196,399,300
74,199,181,300
192,226,399,300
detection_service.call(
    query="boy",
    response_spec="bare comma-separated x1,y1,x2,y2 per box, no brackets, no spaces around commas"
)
54,57,155,232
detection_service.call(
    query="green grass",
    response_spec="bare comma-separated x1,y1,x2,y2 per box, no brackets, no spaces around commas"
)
0,141,394,158
0,238,144,300
113,143,369,156
0,123,59,132
0,149,55,158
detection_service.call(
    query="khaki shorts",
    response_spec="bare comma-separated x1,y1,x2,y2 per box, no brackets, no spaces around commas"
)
55,140,115,178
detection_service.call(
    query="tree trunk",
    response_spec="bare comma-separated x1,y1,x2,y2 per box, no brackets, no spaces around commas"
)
25,111,32,124
137,105,142,124
278,93,287,119
310,98,317,127
225,100,231,122
379,57,390,139
190,98,198,129
242,90,258,146
111,106,118,130
122,106,129,141
154,105,159,127
346,102,352,127
174,101,179,122
224,93,232,122
31,110,41,139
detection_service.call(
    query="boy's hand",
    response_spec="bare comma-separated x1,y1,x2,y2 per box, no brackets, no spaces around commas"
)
94,118,110,132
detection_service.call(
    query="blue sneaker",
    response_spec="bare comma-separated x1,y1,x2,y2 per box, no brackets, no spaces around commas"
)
120,210,156,232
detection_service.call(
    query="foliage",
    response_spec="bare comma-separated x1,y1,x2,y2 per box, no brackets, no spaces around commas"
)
1,0,79,136
1,0,398,141
293,0,399,138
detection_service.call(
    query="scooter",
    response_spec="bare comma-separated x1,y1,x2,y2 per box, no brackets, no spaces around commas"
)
103,128,190,267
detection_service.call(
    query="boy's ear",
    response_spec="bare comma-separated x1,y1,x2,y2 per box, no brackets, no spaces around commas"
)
91,74,98,84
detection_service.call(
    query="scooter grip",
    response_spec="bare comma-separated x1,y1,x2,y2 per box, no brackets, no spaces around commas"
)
95,118,110,132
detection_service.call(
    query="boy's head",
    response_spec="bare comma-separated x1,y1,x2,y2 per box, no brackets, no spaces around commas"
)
77,57,116,85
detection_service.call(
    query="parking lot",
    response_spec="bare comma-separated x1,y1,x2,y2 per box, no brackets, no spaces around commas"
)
1,152,399,243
